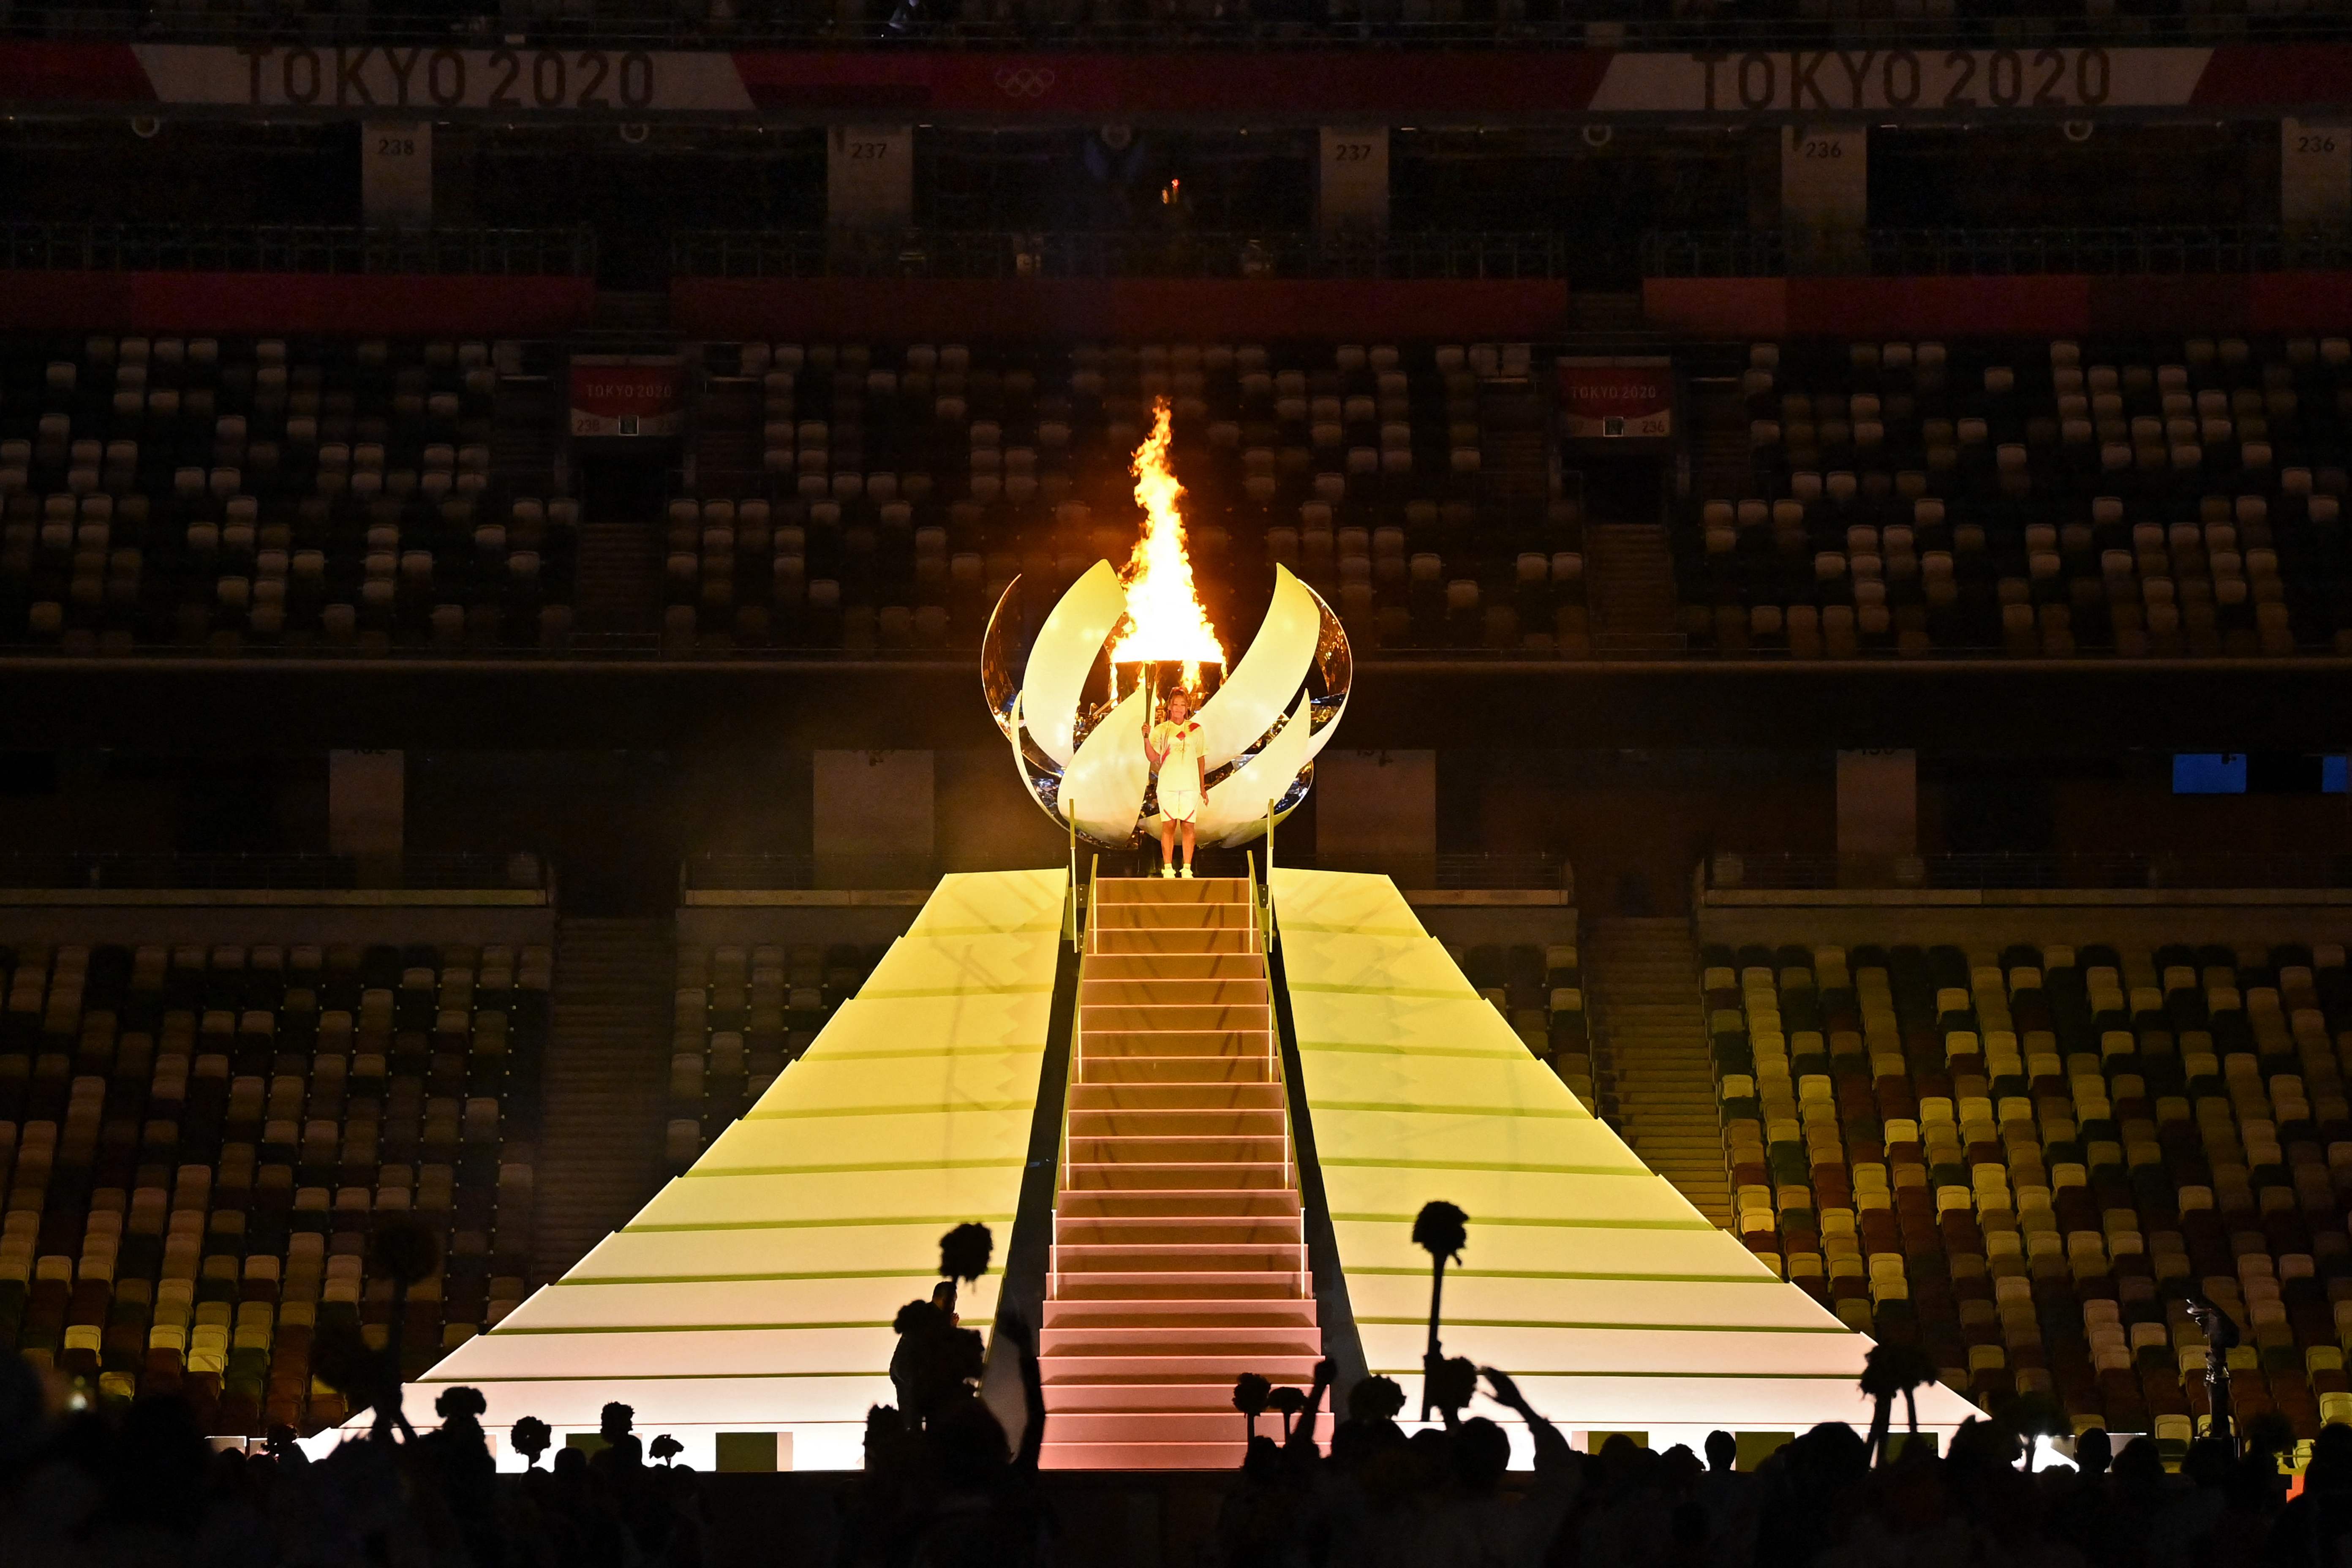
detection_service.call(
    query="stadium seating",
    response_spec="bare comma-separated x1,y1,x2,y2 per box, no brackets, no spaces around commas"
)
1701,935,2352,1443
665,941,882,1168
1680,337,2352,658
0,939,549,1435
0,335,577,654
1456,940,1598,1111
0,333,1593,659
677,340,1584,655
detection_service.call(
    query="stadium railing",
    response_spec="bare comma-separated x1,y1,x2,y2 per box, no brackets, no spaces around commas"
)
672,227,1571,280
0,223,597,278
1081,847,1571,889
682,851,939,890
0,851,548,894
1314,849,1574,890
1643,226,2352,280
1707,852,2352,894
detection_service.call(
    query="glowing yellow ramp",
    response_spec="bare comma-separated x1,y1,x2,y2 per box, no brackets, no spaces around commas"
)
1271,870,1981,1451
417,869,1067,1471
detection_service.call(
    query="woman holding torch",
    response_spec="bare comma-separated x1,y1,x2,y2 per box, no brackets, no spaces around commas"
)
1143,687,1206,878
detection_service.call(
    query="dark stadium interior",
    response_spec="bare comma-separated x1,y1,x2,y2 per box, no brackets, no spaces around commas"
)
3,7,2352,1563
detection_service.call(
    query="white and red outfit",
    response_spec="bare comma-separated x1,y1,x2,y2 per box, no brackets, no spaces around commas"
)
1151,718,1206,823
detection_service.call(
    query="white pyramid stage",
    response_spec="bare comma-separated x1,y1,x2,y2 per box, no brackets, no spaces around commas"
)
407,868,1067,1471
1269,868,1983,1456
400,866,1978,1470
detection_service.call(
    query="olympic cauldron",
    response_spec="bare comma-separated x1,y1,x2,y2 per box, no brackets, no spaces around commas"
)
981,562,1353,850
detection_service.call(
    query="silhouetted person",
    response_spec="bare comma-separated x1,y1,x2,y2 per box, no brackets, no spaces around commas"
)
1697,1428,1759,1567
1217,1435,1314,1566
2049,1426,2117,1565
425,1386,503,1568
891,1284,987,1431
1324,1373,1420,1565
2154,1437,2240,1568
1330,1373,1409,1465
2092,1437,2172,1568
1753,1421,1870,1568
1420,1370,1576,1568
2267,1421,2352,1567
900,1316,1052,1568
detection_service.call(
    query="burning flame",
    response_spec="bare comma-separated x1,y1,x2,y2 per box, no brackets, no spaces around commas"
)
1106,399,1225,692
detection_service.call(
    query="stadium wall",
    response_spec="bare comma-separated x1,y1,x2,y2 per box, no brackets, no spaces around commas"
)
670,278,1572,341
1644,273,2352,338
0,905,555,947
1696,897,2352,955
0,272,597,335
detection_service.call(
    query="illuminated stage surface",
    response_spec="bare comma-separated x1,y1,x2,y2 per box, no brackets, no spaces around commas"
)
404,868,1066,1471
1270,868,1982,1461
398,867,1979,1470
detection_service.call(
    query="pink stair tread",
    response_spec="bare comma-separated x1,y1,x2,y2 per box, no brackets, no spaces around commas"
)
1040,877,1323,1469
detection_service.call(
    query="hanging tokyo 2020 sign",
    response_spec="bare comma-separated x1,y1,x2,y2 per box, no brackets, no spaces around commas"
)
15,44,2326,122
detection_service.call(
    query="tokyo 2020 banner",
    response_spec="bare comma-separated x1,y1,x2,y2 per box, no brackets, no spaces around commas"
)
0,41,2344,121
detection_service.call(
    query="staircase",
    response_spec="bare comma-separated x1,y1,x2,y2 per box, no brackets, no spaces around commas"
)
1566,291,1647,335
572,524,660,633
690,374,764,498
1584,918,1734,1229
489,367,562,498
1478,378,1554,528
531,918,674,1282
1586,522,1685,653
591,291,671,335
1690,373,1756,501
1039,877,1321,1469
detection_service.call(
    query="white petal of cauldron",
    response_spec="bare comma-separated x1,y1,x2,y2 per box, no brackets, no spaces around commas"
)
980,562,1351,850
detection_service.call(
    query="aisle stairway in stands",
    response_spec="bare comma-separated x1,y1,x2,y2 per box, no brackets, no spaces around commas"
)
1586,917,1736,1228
1567,291,1647,335
1040,877,1321,1469
572,524,660,634
1478,374,1553,531
591,291,671,335
1587,523,1684,653
490,348,564,499
531,918,673,1282
1690,368,1757,501
688,369,764,498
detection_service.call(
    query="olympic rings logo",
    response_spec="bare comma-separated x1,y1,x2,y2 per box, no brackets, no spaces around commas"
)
994,66,1056,98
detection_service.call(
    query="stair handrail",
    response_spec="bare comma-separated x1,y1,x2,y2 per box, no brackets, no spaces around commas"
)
1245,848,1263,957
1248,848,1300,1276
1051,853,1099,1301
1262,798,1277,949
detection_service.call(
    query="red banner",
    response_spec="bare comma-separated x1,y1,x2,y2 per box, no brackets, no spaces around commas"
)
1557,358,1671,441
0,43,2341,121
570,357,681,438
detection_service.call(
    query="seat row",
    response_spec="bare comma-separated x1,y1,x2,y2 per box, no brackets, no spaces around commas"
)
1683,338,2352,658
0,939,548,1437
0,334,565,654
1701,935,2352,1441
681,339,1580,654
664,943,883,1168
0,331,1578,658
1460,942,1593,1107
